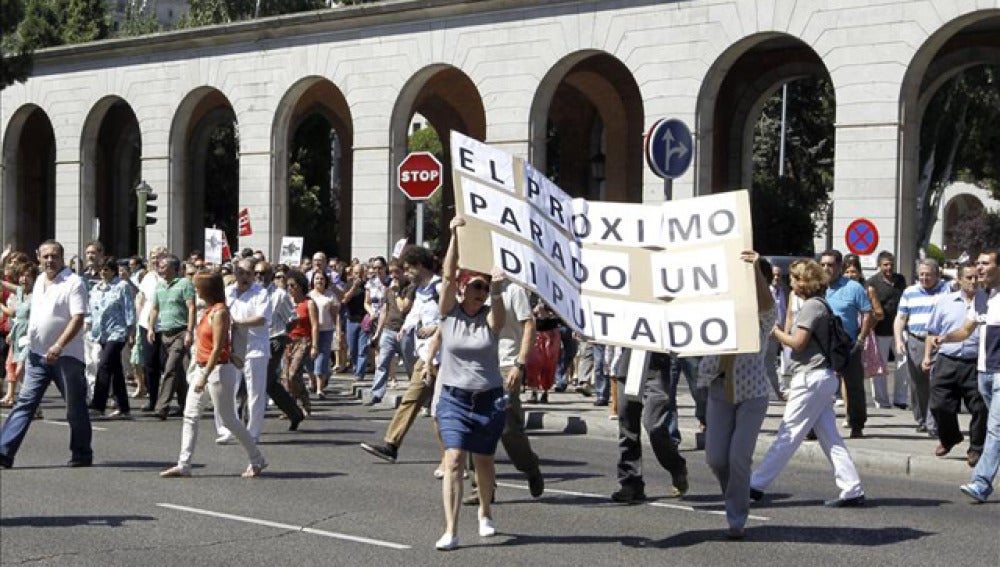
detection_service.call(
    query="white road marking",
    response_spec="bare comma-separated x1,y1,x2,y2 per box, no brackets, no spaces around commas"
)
496,482,771,522
0,413,107,431
156,503,411,550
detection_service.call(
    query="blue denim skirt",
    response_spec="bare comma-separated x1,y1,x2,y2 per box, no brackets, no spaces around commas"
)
437,385,505,455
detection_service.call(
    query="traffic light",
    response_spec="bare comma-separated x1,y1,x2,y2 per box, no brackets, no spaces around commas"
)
145,192,158,226
136,180,157,227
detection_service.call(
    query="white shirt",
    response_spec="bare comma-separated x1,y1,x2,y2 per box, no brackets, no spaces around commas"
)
137,272,162,331
402,275,441,362
226,283,272,359
497,281,532,368
27,267,88,362
268,286,295,338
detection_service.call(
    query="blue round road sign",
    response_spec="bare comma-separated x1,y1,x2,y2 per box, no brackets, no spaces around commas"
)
645,118,694,179
845,218,879,256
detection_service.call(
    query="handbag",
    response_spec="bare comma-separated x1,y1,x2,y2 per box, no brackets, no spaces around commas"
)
862,333,886,378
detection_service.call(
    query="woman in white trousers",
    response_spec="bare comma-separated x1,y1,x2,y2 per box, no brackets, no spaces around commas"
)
750,259,864,508
161,272,266,478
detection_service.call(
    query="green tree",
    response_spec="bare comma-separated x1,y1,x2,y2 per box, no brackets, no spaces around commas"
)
203,122,240,247
751,77,836,255
1,0,33,89
947,209,1000,259
916,65,1000,259
119,1,162,37
62,0,108,43
287,114,340,257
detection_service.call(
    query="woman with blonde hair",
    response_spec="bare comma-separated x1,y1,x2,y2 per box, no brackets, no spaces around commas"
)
160,272,266,478
750,259,866,507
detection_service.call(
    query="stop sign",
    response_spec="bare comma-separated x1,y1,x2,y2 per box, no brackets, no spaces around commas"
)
397,152,443,201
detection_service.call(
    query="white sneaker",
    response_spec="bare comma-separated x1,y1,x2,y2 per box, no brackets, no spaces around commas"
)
435,533,459,550
834,399,845,407
478,516,497,537
215,433,236,445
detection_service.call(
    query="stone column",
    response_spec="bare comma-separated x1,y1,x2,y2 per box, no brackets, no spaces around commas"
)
54,160,82,258
238,149,272,256
353,146,392,261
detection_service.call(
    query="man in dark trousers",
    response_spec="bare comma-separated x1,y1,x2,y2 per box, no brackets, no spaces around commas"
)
612,352,688,503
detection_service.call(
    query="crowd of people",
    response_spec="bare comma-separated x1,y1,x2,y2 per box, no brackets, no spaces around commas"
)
0,233,998,546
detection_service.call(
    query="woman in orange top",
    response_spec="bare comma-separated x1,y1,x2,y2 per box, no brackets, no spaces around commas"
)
160,272,266,478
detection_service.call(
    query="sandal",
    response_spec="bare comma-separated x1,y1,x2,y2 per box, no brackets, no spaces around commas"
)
241,461,268,478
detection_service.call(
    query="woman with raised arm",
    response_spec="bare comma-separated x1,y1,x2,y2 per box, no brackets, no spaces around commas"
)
433,216,507,551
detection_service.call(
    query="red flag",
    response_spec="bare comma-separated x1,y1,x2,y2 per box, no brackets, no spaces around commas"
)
221,231,232,261
238,208,253,237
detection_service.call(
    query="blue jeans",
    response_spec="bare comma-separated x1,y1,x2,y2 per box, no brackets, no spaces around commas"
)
593,344,609,402
0,353,92,463
345,320,369,379
370,330,412,400
312,330,334,378
666,356,707,443
970,372,1000,496
555,327,577,389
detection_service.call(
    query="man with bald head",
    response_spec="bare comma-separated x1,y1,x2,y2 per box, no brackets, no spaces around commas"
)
1,240,92,468
217,258,272,443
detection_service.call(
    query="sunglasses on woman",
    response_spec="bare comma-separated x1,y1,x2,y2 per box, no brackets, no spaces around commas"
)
467,281,490,292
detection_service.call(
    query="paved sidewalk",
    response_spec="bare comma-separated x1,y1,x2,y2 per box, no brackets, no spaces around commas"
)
344,373,980,485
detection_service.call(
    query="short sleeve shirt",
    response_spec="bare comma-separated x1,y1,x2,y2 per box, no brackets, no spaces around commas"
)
969,287,1000,372
438,304,503,391
497,282,532,368
153,277,195,332
27,268,89,362
789,297,831,374
138,272,161,331
227,283,273,359
825,277,871,341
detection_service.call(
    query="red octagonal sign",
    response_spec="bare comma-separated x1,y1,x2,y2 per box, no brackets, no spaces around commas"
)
397,152,443,201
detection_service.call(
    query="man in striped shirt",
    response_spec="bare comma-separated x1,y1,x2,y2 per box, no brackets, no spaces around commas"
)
894,259,950,434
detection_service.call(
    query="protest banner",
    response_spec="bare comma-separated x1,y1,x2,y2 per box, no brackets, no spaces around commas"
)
204,228,225,265
279,237,304,266
449,132,759,356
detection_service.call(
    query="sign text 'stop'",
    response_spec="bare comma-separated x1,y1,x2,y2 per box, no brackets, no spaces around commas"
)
397,152,443,200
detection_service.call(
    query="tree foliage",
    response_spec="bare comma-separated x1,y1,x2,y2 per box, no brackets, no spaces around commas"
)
916,65,1000,257
119,1,162,37
177,0,325,27
946,209,1000,259
287,114,341,258
1,0,33,89
62,0,109,43
203,122,240,247
751,77,835,255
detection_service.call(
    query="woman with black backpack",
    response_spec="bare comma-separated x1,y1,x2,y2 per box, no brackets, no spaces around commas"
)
749,259,866,508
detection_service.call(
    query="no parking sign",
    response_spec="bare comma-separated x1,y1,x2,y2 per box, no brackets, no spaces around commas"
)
845,218,879,256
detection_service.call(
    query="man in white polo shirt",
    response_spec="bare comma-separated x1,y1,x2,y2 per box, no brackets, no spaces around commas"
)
0,240,92,468
895,259,950,434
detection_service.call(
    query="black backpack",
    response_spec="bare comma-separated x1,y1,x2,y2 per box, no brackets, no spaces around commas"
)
813,297,854,373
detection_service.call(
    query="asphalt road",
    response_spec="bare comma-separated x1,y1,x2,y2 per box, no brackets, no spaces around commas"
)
1,387,998,567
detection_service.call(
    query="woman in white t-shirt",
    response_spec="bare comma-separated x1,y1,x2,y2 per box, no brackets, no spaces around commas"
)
308,271,340,397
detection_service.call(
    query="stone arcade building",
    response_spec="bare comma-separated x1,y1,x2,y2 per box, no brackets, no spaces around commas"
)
2,0,999,272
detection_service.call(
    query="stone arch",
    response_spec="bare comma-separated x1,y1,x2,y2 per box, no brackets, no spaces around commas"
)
898,9,1000,274
695,33,833,196
80,96,141,257
169,87,238,254
389,65,486,250
1,104,56,249
271,77,353,259
528,50,643,203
